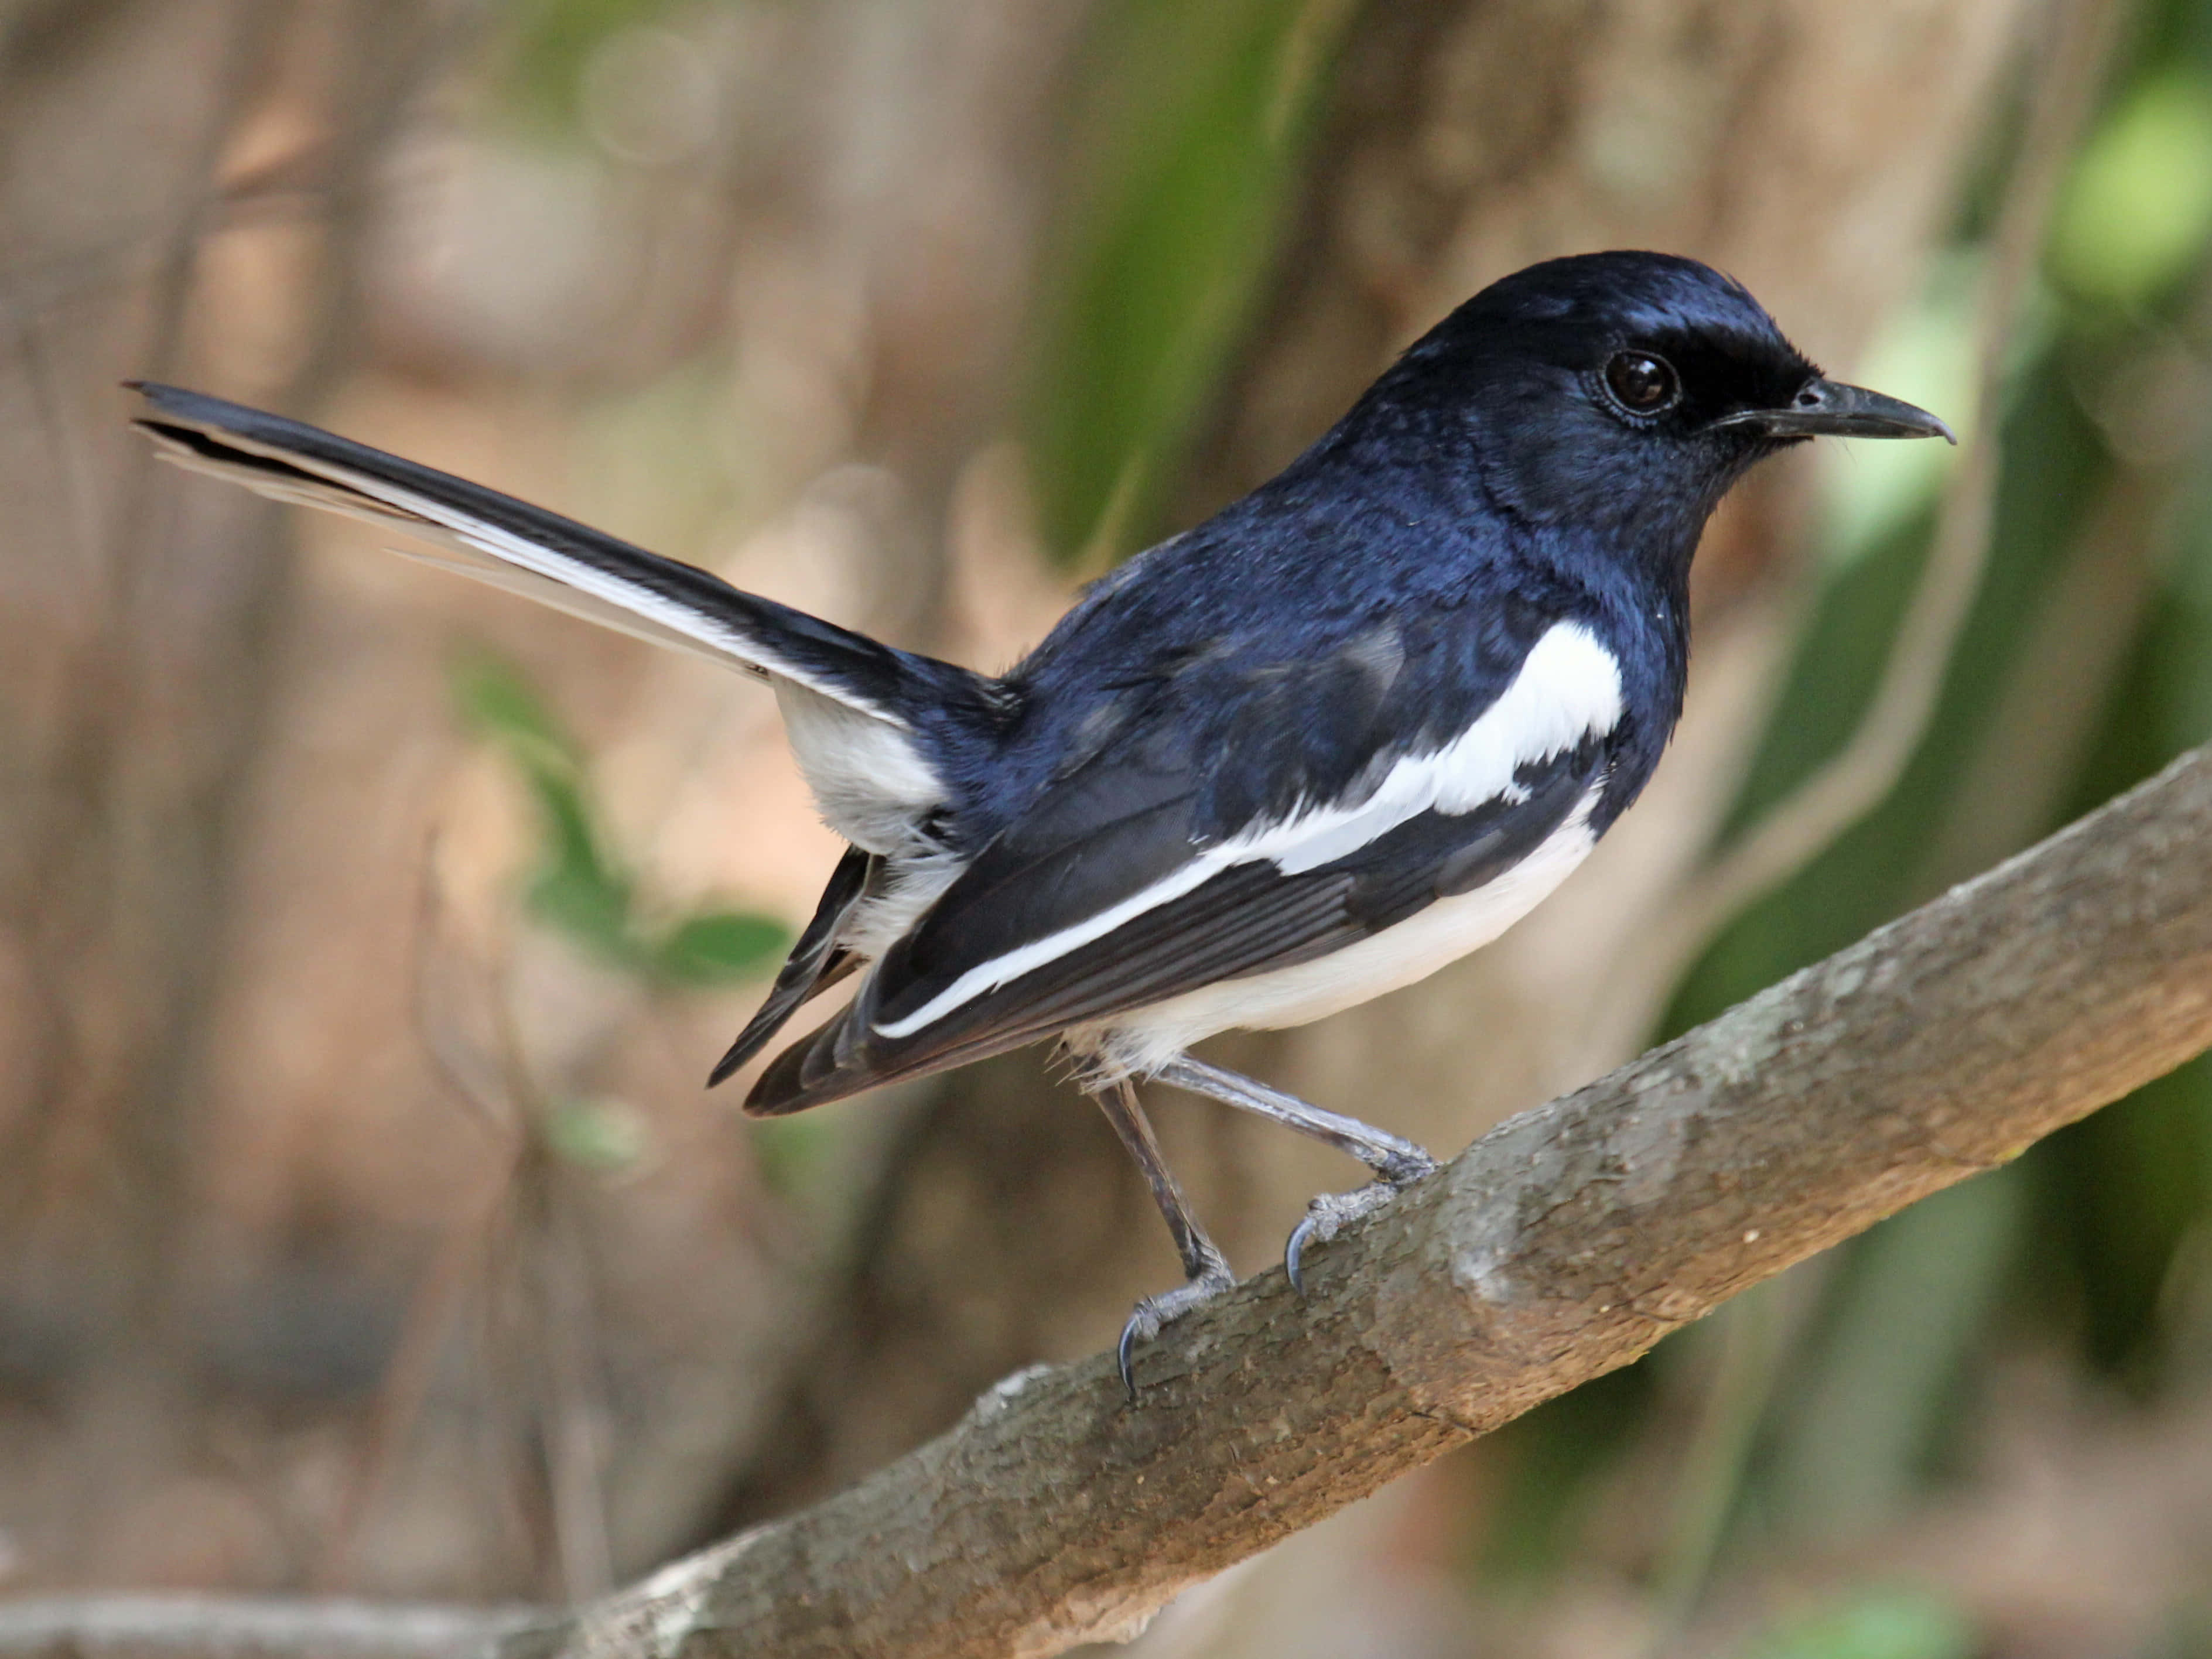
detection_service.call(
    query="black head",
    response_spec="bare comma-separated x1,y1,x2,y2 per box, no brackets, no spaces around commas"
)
1360,251,1951,549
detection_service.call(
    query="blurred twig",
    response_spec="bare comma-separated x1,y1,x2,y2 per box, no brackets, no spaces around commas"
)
1682,0,2113,917
0,1595,542,1658
534,1176,617,1601
1640,1271,1827,1653
314,843,527,1592
322,819,627,1600
314,1165,517,1595
450,943,620,1606
0,0,286,1250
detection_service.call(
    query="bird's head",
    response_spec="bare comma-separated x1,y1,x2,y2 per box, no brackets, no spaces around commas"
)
1365,250,1952,555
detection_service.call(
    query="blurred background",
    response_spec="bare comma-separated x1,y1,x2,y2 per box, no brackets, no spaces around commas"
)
4,0,2212,1654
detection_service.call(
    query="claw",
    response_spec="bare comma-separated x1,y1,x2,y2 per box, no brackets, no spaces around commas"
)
1281,1177,1427,1294
1286,1215,1322,1296
1117,1313,1146,1401
1114,1263,1234,1401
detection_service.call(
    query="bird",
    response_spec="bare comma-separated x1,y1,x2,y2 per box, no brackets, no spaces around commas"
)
129,250,1951,1395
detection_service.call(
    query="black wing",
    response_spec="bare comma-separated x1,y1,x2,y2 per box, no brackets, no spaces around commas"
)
747,741,1603,1113
744,612,1612,1114
707,845,874,1086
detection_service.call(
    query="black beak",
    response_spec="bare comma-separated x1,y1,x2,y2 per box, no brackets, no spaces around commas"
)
1717,377,1957,444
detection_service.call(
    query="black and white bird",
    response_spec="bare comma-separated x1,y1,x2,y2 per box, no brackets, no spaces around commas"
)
131,251,1951,1392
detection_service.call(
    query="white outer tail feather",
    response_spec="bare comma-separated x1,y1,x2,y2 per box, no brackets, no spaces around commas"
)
141,409,948,856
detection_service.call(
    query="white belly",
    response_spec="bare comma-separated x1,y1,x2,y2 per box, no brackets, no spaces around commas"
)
1098,792,1601,1073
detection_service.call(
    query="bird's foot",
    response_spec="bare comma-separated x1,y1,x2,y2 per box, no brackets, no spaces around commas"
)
1117,1251,1236,1400
1284,1149,1439,1294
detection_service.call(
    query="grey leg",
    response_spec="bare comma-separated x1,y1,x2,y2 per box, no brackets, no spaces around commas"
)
1092,1078,1235,1398
1151,1052,1438,1292
1152,1053,1435,1180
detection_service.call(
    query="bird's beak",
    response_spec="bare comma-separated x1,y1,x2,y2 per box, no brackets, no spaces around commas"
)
1717,378,1957,444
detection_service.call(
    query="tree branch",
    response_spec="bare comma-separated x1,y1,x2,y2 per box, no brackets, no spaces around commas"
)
512,741,2212,1659
17,744,2212,1659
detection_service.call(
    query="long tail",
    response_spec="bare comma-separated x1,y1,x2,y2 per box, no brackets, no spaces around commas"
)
131,382,998,729
129,382,1007,853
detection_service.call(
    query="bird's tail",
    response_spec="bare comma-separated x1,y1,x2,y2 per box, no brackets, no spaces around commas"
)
128,382,999,738
129,382,1012,860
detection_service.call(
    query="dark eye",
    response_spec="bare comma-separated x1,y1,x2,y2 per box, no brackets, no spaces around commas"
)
1603,350,1680,416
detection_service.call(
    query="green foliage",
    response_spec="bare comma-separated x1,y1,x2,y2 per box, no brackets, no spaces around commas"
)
750,1113,834,1198
1820,269,1978,566
2032,381,2212,1380
545,1094,651,1172
500,0,682,132
1023,0,1357,565
1760,1172,2025,1538
1738,1590,1975,1659
452,652,634,962
654,911,791,987
452,653,788,988
2051,71,2212,309
1474,1363,1656,1582
2043,1062,2212,1375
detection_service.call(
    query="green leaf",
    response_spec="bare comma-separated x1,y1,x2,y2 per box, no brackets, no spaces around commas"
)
453,652,789,985
453,654,637,963
1023,0,1357,565
524,827,637,962
652,909,789,986
2050,71,2212,309
452,653,579,775
545,1095,651,1173
751,1114,832,1198
1739,1589,1975,1659
501,0,681,133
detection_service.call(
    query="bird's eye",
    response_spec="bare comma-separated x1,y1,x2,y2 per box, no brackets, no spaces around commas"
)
1603,351,1680,416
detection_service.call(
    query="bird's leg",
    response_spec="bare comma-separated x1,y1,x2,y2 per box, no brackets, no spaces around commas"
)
1090,1076,1234,1398
1152,1053,1435,1178
1150,1052,1438,1293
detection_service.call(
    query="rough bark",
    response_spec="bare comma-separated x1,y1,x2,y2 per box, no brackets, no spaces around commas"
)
494,740,2212,1659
